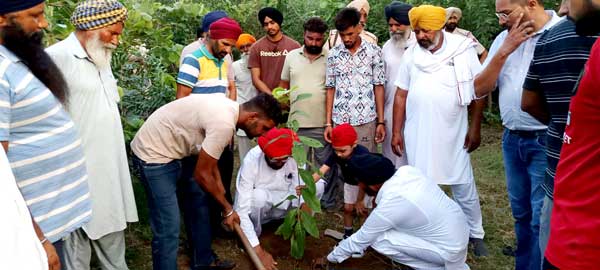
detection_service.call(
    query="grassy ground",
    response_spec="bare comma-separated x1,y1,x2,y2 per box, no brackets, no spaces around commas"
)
122,124,515,270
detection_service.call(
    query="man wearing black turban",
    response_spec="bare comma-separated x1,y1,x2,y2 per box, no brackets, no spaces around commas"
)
248,7,300,94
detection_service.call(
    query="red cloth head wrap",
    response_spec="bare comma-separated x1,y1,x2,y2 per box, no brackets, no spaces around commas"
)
331,124,358,147
209,17,242,40
258,128,299,158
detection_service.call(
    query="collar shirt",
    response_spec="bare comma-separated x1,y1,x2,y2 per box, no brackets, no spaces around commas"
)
233,56,257,137
178,45,229,95
484,11,562,131
327,166,469,266
325,37,385,125
233,146,300,247
46,33,139,239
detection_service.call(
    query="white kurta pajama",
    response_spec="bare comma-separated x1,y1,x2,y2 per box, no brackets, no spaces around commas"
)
394,32,485,239
382,33,416,168
234,146,324,247
327,166,470,270
47,33,138,269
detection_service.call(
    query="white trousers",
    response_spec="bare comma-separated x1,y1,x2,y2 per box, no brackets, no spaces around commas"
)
372,230,470,270
62,229,128,270
250,181,325,237
448,181,485,239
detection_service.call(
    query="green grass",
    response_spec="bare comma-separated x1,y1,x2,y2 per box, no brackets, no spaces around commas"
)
123,124,515,270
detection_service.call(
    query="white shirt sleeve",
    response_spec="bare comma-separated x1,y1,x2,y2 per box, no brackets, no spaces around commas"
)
394,48,413,91
233,152,261,247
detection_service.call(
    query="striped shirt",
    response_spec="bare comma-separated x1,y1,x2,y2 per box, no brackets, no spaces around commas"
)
523,19,598,199
177,45,228,94
0,45,91,243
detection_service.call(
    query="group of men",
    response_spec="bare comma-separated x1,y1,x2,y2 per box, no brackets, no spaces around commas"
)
2,0,600,270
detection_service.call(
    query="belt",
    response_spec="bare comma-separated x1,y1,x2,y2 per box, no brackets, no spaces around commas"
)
507,129,546,138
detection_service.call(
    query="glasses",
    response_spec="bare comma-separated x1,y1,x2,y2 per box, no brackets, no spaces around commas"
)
268,156,289,164
495,8,517,20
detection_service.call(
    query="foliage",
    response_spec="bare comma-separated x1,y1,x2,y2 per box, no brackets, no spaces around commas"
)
272,89,323,259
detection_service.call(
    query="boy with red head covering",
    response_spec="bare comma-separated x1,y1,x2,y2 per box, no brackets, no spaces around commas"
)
234,128,325,270
317,124,378,241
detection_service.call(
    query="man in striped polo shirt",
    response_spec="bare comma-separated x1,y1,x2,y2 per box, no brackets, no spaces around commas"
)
0,1,91,269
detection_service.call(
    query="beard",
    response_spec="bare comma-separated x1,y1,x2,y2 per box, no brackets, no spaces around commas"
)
574,9,600,36
85,31,115,71
445,23,458,32
418,31,442,51
390,30,409,49
1,20,68,105
305,45,323,55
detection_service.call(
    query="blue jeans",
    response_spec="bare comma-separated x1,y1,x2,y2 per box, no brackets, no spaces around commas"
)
132,155,215,270
502,129,547,270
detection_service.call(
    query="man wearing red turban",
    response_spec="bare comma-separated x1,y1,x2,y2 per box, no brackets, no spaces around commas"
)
234,128,325,270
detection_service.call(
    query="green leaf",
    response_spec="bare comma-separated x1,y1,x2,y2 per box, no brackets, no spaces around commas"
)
292,143,307,166
299,169,316,195
292,93,312,104
299,136,324,149
287,119,300,132
300,211,319,238
301,188,322,214
291,220,306,259
275,208,297,240
272,194,297,209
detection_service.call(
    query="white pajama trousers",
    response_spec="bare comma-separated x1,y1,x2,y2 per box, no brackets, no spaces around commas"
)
372,230,470,270
449,181,485,239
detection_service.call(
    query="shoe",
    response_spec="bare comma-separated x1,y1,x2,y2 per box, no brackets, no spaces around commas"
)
502,245,516,257
470,238,489,257
351,250,364,258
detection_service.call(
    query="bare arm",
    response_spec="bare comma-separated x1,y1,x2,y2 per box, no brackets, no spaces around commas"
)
521,89,549,124
464,98,486,153
479,49,489,64
176,84,192,99
323,87,335,143
228,80,237,101
374,84,386,143
2,141,7,152
391,89,408,156
250,68,272,94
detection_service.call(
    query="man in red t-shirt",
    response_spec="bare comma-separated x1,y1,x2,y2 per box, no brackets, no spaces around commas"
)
544,1,600,269
248,7,300,94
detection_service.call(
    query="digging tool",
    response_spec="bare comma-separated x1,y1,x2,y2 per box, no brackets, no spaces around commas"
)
234,223,267,270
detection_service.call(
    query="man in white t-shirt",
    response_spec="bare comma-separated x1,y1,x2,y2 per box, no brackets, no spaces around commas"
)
233,33,258,161
130,93,282,269
390,5,488,256
234,128,325,270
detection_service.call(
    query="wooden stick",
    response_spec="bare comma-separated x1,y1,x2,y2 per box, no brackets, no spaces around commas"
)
234,223,266,270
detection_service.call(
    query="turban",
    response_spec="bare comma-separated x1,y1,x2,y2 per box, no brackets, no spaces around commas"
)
408,5,446,31
258,7,283,26
348,153,396,185
347,0,370,15
384,1,413,26
258,128,299,159
236,33,256,49
446,7,463,21
209,17,242,40
202,10,227,33
71,0,128,31
331,124,357,147
0,0,44,14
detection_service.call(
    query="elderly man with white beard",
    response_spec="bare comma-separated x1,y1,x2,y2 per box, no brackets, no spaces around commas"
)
46,1,138,269
381,1,415,168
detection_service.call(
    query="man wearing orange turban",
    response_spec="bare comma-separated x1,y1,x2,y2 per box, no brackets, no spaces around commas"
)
393,3,489,257
234,128,325,270
233,33,258,161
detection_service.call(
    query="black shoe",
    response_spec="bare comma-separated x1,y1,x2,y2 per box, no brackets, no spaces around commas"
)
502,245,516,257
470,238,489,257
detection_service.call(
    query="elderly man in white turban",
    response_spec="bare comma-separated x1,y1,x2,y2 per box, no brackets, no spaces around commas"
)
326,0,378,49
381,1,415,168
444,7,488,62
390,4,488,257
46,0,138,269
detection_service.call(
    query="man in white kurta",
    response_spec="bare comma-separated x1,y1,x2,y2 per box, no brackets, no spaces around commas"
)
46,1,138,268
0,150,48,270
382,1,415,167
234,128,325,269
326,166,470,270
391,5,487,256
